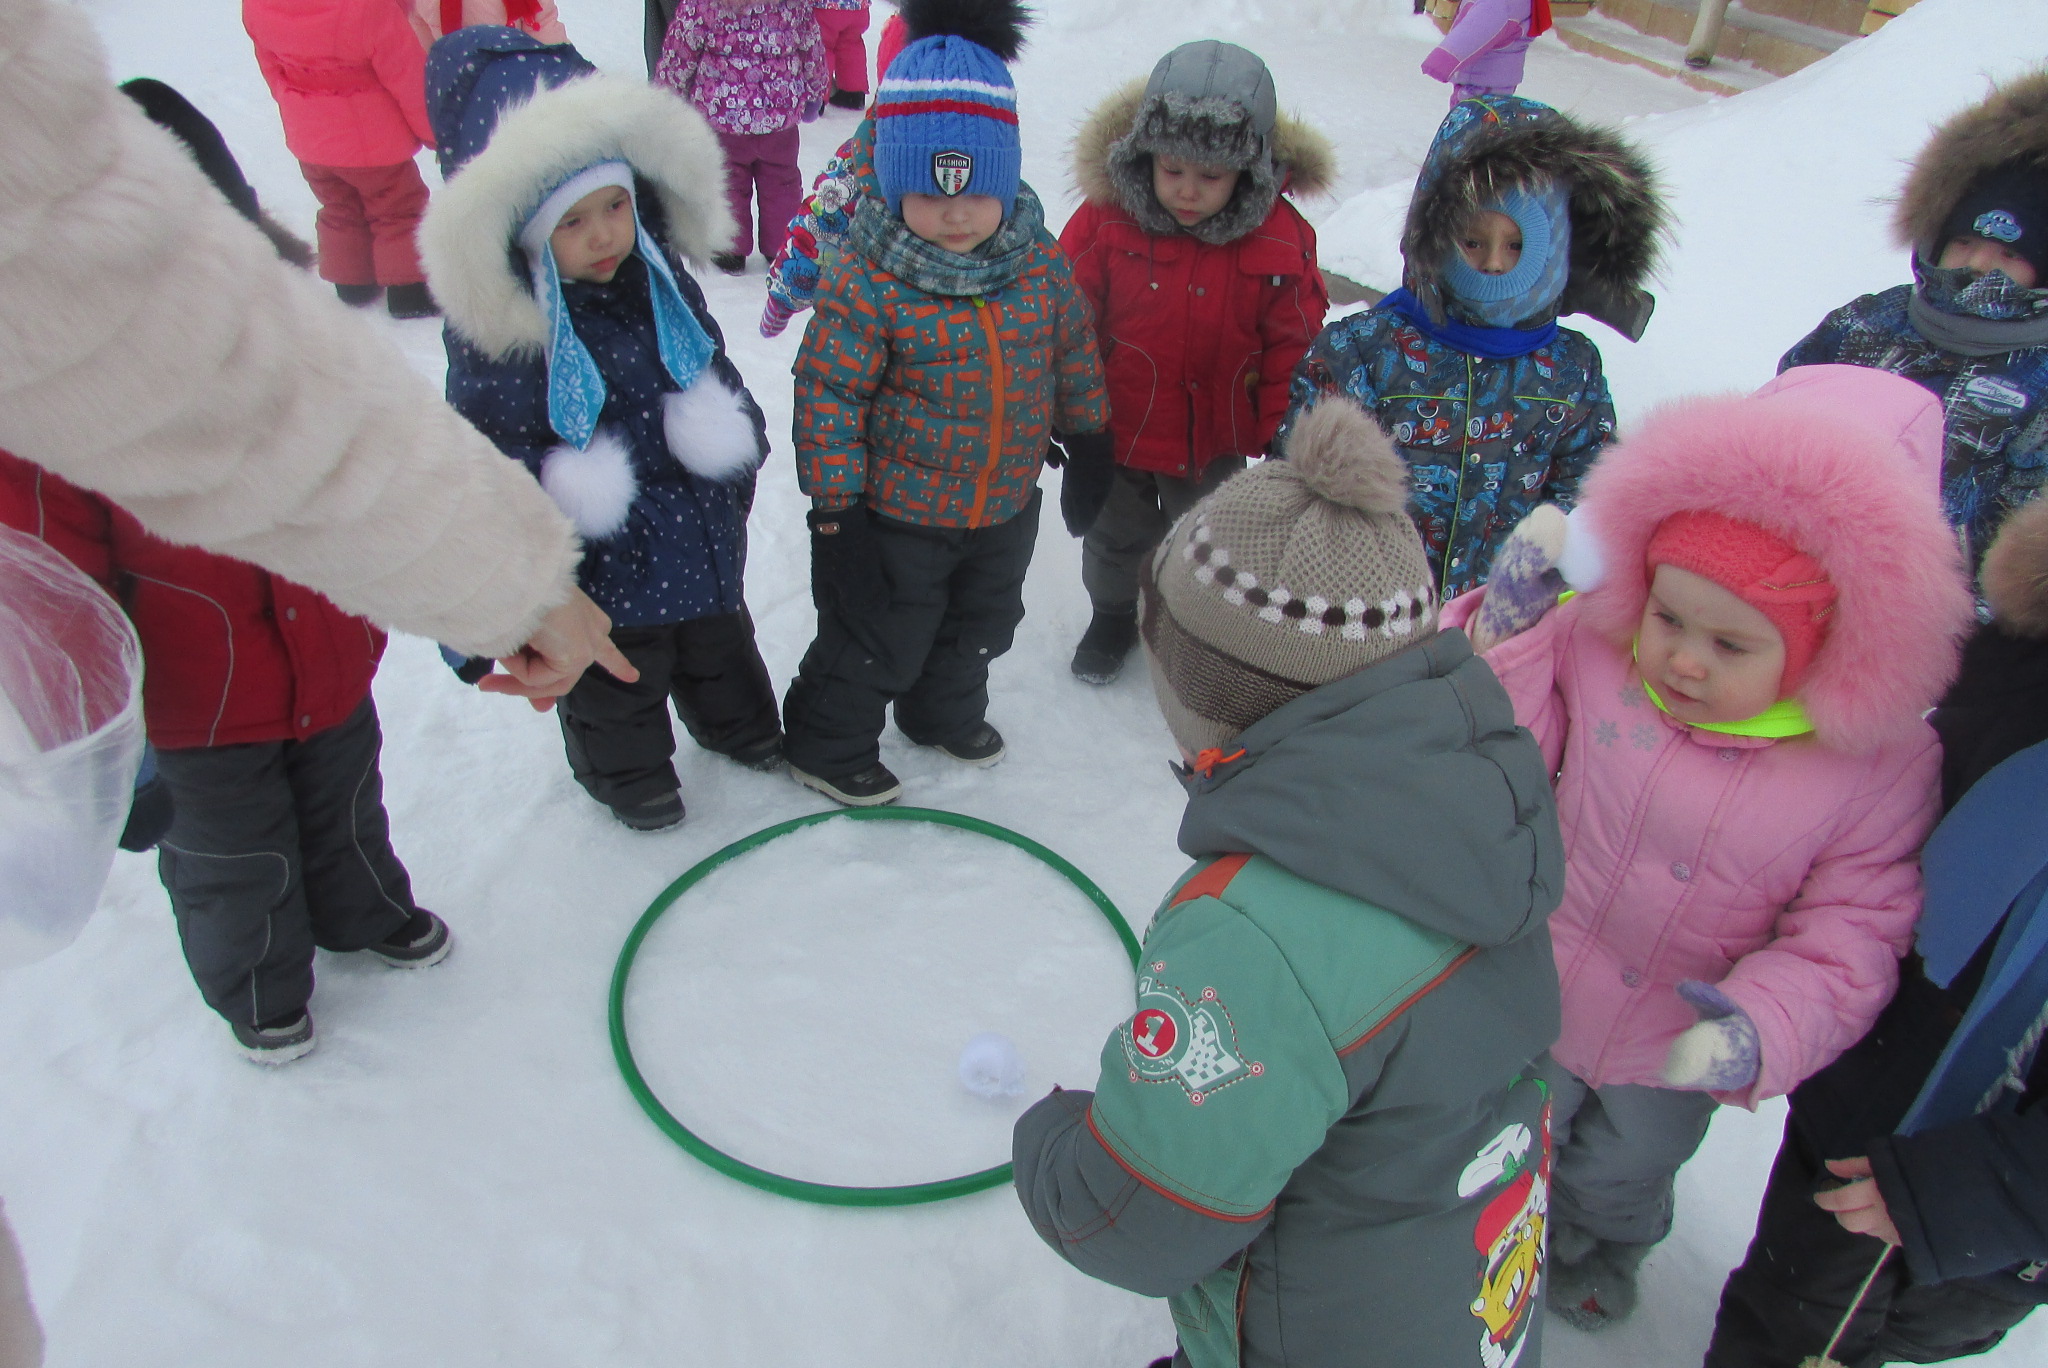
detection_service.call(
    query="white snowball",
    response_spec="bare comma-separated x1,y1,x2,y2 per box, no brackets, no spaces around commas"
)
957,1032,1026,1100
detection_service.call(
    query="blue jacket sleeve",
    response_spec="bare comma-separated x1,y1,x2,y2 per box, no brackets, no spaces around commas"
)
1870,1100,2048,1284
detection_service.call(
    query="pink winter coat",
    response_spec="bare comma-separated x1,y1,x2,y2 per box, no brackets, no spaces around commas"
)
243,0,435,167
1446,366,1975,1108
405,0,568,46
654,0,828,136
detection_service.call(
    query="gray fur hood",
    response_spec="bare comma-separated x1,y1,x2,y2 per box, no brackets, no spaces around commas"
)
1896,67,2048,257
1177,630,1565,949
1071,77,1336,245
419,75,734,361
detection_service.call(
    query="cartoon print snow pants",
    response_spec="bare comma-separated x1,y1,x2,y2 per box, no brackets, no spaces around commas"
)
784,492,1041,779
1081,458,1245,612
555,612,782,810
717,127,805,261
815,6,870,95
298,160,429,287
1541,1060,1720,1247
154,700,417,1028
1706,1118,2044,1368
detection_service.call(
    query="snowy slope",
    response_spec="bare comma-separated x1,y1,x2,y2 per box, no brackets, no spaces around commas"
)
3,2,2043,1366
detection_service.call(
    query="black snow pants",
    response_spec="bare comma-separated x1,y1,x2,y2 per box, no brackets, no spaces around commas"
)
1706,1118,2043,1368
555,611,781,810
783,492,1040,779
154,698,416,1027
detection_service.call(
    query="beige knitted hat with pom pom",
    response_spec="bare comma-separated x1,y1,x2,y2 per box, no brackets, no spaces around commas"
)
1141,395,1438,755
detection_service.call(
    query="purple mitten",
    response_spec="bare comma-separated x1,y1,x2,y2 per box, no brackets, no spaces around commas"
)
1661,980,1760,1090
1420,46,1459,83
1469,504,1567,652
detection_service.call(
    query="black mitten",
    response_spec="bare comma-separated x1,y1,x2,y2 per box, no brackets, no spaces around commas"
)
119,771,176,852
1055,429,1115,538
808,504,890,617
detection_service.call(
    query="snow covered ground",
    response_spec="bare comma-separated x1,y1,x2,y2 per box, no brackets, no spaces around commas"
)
4,0,2046,1364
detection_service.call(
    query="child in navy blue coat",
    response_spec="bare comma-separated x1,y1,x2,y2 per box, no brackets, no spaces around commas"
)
420,28,780,831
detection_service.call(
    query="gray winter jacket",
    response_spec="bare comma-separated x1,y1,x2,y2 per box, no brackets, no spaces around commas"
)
1013,630,1565,1368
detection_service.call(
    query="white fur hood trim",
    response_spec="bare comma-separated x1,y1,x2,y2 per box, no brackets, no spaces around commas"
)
420,75,735,361
664,378,764,483
540,429,638,541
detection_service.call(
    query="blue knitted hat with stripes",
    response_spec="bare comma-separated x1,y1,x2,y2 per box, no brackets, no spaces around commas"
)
872,35,1021,216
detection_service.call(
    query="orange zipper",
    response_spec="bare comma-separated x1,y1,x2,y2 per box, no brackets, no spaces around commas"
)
969,295,1007,527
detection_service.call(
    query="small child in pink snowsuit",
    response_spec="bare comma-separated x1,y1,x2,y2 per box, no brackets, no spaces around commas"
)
1421,0,1550,103
656,0,829,272
1443,364,1977,1333
815,0,871,109
242,0,440,317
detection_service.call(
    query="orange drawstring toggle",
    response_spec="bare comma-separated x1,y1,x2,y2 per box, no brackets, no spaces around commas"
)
1191,748,1246,778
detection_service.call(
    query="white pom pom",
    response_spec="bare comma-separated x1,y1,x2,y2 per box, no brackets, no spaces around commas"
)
1557,504,1608,592
663,376,763,482
539,429,637,540
957,1032,1026,1099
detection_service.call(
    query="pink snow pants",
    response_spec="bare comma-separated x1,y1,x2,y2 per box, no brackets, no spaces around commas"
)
718,126,804,260
299,161,429,286
815,6,870,94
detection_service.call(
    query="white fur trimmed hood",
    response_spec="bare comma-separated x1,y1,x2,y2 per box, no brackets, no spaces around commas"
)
420,75,735,361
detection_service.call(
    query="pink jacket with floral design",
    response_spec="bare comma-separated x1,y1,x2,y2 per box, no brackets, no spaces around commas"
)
1445,365,1975,1107
654,0,828,136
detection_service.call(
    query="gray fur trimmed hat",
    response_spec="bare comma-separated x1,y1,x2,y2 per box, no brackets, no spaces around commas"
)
1105,41,1283,246
1141,397,1438,756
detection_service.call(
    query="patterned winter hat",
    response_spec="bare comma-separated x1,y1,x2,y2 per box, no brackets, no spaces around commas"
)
1938,161,2048,283
872,35,1021,215
1141,397,1437,756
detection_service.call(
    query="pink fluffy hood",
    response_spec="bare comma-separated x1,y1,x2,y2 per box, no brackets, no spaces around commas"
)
1574,364,1973,754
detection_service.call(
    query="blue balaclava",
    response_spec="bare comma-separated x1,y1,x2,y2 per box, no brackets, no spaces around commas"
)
1441,179,1573,328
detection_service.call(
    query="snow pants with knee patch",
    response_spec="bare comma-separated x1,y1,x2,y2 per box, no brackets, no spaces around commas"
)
784,492,1040,778
154,699,417,1027
1707,1117,2045,1368
1540,1057,1719,1247
554,612,781,809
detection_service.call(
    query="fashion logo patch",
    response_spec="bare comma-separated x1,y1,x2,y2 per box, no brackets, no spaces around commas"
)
1975,209,2024,244
932,151,974,197
1121,974,1259,1105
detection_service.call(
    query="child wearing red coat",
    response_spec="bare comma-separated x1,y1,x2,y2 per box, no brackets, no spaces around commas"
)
242,0,440,318
1058,41,1331,683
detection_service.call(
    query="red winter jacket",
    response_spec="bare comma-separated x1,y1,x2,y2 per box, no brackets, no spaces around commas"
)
243,0,435,167
0,451,384,751
1059,196,1327,479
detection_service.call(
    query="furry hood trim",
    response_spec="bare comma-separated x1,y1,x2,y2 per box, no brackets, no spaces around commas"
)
1072,77,1334,241
420,75,733,361
1573,366,1972,754
1403,96,1663,337
1896,68,2048,256
1982,494,2048,638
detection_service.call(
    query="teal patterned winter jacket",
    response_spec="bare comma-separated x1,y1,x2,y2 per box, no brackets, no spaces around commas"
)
1280,308,1615,601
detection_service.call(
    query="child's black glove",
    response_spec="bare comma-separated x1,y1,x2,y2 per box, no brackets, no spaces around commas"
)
808,504,890,617
1052,429,1115,538
118,771,175,852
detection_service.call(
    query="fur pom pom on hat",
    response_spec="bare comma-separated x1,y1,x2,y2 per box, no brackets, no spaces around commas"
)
898,0,1033,60
1142,397,1436,755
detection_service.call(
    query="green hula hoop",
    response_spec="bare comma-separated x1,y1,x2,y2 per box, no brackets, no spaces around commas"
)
608,806,1142,1207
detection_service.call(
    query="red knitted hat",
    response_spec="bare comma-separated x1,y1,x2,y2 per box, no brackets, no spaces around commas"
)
1644,511,1838,696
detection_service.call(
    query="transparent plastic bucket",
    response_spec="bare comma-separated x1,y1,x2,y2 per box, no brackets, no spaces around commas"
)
0,524,143,968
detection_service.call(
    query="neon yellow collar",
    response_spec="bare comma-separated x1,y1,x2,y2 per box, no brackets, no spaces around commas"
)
1632,637,1815,739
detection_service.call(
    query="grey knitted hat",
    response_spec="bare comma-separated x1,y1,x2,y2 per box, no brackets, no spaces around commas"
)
1141,396,1437,756
1105,40,1282,246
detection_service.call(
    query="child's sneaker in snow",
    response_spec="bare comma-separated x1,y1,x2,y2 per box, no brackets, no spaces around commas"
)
1548,1238,1652,1332
610,791,686,832
385,281,439,319
790,760,902,807
927,722,1005,767
366,909,453,967
232,1010,315,1065
1070,606,1138,684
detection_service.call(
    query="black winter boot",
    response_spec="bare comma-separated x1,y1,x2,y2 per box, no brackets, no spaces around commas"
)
385,282,439,319
335,283,380,307
1070,606,1139,685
